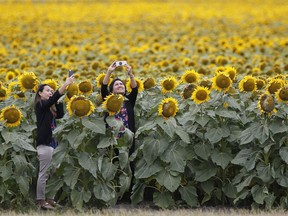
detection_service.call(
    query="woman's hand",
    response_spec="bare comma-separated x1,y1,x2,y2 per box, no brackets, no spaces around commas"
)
126,65,134,77
107,61,117,74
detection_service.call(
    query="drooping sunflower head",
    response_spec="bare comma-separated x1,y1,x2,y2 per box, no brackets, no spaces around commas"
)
102,93,124,116
78,80,93,95
126,77,144,93
181,69,200,84
266,78,285,94
161,76,178,94
158,97,179,119
143,77,156,90
96,73,110,88
238,76,257,92
18,71,39,92
0,105,23,127
212,72,232,92
258,94,275,114
275,86,288,103
199,78,212,89
66,83,79,99
192,86,211,104
181,84,197,99
67,95,95,117
42,79,58,91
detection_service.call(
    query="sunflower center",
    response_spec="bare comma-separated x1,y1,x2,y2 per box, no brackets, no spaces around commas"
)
71,98,91,117
79,82,92,93
279,88,288,101
185,74,196,83
196,89,208,101
268,82,282,94
107,96,123,112
67,83,78,98
256,80,265,89
163,80,175,90
4,108,20,123
0,89,7,97
162,101,176,118
22,75,36,89
216,74,231,88
243,79,255,91
144,78,155,89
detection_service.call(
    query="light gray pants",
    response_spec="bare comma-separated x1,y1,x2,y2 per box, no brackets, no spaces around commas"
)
36,145,55,200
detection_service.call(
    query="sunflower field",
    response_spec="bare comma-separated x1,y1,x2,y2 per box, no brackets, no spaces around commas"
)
1,0,288,211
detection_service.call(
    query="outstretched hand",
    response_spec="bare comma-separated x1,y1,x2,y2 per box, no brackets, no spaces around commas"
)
108,61,117,73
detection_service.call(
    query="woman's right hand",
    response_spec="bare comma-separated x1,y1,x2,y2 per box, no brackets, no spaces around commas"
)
107,61,117,74
65,75,74,85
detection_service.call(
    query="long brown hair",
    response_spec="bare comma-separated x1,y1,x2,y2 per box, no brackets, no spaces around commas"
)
34,84,57,117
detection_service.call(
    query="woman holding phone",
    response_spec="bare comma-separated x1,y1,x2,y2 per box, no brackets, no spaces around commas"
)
34,75,74,210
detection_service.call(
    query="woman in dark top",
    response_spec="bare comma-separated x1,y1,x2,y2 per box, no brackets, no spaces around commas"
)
34,76,74,210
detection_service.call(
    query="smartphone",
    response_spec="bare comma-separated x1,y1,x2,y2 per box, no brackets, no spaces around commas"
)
115,61,127,67
68,70,74,77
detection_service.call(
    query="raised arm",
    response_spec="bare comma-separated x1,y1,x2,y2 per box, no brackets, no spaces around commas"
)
58,75,74,95
126,64,137,88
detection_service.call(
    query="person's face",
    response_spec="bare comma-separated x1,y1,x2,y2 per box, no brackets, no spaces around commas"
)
112,80,125,94
39,85,54,100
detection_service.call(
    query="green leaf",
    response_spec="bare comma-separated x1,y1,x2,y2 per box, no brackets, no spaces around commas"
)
82,118,106,134
161,143,187,173
236,175,254,192
0,163,13,181
211,150,233,169
201,180,214,195
46,178,64,199
216,110,239,120
131,182,146,205
222,182,237,198
13,138,36,152
71,189,84,210
93,182,115,202
194,143,211,160
156,117,176,138
118,147,129,169
67,130,86,149
143,136,169,165
279,147,288,164
179,184,199,207
63,166,81,189
155,169,181,192
135,158,162,179
276,174,288,187
1,129,18,143
256,162,274,183
205,126,230,144
255,124,269,144
269,119,288,135
251,185,268,204
78,152,98,178
240,122,260,145
195,115,210,127
52,142,68,166
97,136,117,148
16,176,29,196
153,191,175,209
231,148,258,171
194,161,218,182
101,158,117,181
135,120,156,138
106,116,123,131
175,126,190,143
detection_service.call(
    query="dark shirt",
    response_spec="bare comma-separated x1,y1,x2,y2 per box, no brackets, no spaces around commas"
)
35,90,64,146
101,84,138,133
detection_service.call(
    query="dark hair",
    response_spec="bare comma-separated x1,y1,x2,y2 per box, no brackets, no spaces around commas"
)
34,84,48,107
109,78,126,94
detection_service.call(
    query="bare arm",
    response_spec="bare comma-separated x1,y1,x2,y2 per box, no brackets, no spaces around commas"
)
126,65,137,88
103,61,117,85
58,75,74,95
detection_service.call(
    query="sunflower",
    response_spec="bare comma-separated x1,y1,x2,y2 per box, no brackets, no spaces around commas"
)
78,80,93,95
91,61,100,70
158,97,179,119
224,66,237,81
143,77,156,89
239,76,257,92
256,78,266,90
66,83,79,99
96,73,109,88
181,84,197,99
8,81,25,99
266,78,285,94
67,95,95,117
126,77,144,93
192,86,211,104
18,71,39,92
211,72,232,92
258,94,275,114
0,105,23,127
181,69,200,84
43,79,58,91
0,86,9,101
275,86,288,103
199,78,212,89
5,71,16,82
102,94,124,116
161,76,178,94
